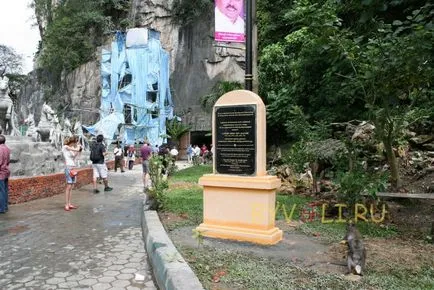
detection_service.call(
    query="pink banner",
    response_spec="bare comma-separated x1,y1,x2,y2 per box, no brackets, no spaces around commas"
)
215,32,245,42
215,0,245,43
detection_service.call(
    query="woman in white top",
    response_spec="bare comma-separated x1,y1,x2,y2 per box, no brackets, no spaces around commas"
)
62,136,82,211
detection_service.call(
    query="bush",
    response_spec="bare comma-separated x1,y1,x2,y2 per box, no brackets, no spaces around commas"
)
336,170,388,213
148,155,169,209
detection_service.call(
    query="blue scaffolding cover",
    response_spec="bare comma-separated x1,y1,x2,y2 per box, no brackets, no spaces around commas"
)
84,28,174,146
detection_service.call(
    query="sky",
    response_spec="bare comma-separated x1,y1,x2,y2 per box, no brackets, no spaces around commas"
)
0,0,41,74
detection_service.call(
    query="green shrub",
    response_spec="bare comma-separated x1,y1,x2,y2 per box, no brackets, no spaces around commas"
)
336,170,388,212
148,155,169,209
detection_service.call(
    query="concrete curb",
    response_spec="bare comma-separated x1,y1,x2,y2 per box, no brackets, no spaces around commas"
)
141,203,204,290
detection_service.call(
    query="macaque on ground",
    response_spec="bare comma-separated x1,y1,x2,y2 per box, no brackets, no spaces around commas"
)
340,222,367,275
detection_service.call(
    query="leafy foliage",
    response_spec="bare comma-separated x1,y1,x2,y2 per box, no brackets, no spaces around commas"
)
171,0,213,25
0,45,23,76
200,81,243,112
148,155,169,209
166,119,191,145
5,74,28,104
37,0,130,86
336,170,388,210
259,0,433,188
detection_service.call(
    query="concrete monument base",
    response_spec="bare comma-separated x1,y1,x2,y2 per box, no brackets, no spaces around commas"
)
196,174,283,245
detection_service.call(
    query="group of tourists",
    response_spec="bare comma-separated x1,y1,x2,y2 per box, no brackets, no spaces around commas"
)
187,143,213,165
113,143,137,172
61,135,147,212
0,135,189,214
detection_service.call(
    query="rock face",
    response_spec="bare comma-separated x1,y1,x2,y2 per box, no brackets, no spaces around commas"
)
8,135,91,177
9,136,64,177
61,60,101,125
25,0,244,132
133,0,245,131
17,72,46,126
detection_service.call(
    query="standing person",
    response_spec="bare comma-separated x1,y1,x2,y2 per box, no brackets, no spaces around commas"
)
193,145,201,165
90,134,113,193
140,142,152,190
170,146,179,166
126,145,136,170
62,136,82,211
186,144,193,163
200,144,208,164
0,135,10,214
113,143,125,173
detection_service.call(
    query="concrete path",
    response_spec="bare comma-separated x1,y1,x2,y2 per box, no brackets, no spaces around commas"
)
0,165,157,290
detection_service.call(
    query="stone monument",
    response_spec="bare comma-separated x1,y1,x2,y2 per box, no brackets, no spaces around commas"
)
196,90,282,245
0,76,19,135
36,102,57,141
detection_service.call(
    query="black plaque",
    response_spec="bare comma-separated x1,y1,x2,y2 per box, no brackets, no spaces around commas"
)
215,105,256,175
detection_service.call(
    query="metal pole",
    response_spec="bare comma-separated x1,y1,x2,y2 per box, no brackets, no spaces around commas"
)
245,0,253,91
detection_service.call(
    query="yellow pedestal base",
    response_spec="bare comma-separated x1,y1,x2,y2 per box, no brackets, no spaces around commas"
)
196,174,283,245
196,223,283,245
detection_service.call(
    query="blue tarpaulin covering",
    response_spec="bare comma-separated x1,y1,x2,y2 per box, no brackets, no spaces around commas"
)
84,28,174,146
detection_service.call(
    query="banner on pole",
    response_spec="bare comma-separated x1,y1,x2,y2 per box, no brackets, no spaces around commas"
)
214,0,245,43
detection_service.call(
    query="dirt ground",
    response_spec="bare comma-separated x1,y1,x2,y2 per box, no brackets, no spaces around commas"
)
161,215,434,284
160,166,434,288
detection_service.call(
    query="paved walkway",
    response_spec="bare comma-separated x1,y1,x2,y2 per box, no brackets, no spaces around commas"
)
0,165,157,290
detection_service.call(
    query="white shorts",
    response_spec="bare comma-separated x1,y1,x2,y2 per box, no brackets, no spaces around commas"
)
92,164,108,179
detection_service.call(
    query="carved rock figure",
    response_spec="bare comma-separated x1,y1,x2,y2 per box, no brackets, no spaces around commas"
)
24,113,38,141
37,102,56,142
0,76,15,135
49,115,63,148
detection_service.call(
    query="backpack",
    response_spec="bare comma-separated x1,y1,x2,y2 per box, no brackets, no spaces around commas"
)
90,143,100,162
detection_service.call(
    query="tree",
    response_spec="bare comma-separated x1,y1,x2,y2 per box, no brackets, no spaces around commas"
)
166,119,191,146
200,81,243,112
38,0,130,87
0,45,23,77
259,0,433,189
336,3,433,189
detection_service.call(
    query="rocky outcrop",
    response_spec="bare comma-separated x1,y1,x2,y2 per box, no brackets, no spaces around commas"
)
27,0,245,132
130,0,245,130
61,60,101,125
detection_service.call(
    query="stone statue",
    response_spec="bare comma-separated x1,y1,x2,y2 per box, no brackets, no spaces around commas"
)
0,76,16,135
49,115,63,148
37,102,57,142
72,120,89,150
62,118,73,138
24,113,38,141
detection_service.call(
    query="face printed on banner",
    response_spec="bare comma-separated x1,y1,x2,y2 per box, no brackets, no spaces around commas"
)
216,0,243,23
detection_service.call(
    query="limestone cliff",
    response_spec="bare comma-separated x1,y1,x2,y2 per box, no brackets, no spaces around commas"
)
132,0,245,131
26,0,245,131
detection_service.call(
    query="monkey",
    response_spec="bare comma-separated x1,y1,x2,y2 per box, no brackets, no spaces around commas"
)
341,222,367,275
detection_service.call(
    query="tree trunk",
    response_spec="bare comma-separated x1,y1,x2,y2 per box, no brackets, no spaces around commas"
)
383,137,400,190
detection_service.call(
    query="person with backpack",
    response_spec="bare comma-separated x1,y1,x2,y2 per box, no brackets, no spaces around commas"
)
90,134,113,193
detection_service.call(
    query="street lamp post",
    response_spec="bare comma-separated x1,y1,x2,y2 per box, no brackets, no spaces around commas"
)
245,0,254,91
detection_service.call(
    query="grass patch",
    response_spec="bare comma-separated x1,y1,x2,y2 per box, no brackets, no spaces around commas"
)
180,245,434,290
163,187,203,223
298,221,399,243
163,165,432,289
276,194,313,221
165,167,399,241
170,164,213,183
